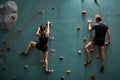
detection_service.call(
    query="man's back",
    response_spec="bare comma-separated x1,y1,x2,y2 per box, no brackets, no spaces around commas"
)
92,23,108,42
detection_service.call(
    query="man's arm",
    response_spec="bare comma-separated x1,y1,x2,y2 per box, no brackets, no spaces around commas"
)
106,29,111,43
88,20,92,32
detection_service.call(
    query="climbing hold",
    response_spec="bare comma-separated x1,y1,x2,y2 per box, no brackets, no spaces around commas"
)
6,47,11,52
66,70,71,74
61,76,65,80
59,56,64,60
49,36,54,40
78,50,82,54
24,65,29,69
38,9,44,14
89,48,94,53
18,29,22,33
81,11,86,15
0,53,3,59
2,41,7,46
94,0,97,3
49,48,56,53
52,7,55,10
96,54,100,59
40,60,44,63
83,37,87,43
90,74,95,80
0,48,2,51
84,62,88,67
13,78,16,80
77,26,80,30
2,67,6,71
105,42,110,46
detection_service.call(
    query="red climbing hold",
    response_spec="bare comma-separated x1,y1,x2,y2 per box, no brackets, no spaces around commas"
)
90,74,95,80
83,37,87,43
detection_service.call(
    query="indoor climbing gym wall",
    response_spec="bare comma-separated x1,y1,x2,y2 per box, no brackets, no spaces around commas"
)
0,0,120,80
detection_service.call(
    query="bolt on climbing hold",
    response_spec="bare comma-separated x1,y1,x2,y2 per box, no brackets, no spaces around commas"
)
90,74,95,80
49,36,54,40
96,54,100,59
83,37,87,43
49,48,56,53
38,9,44,14
81,11,86,15
78,50,82,54
61,76,65,80
24,65,29,69
59,56,64,60
77,26,80,30
94,0,97,3
66,69,71,74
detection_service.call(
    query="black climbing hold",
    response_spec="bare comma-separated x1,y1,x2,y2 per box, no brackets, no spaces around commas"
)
11,16,15,20
77,26,80,30
81,11,86,15
24,65,29,69
6,47,11,52
59,56,64,60
2,67,6,71
61,76,65,80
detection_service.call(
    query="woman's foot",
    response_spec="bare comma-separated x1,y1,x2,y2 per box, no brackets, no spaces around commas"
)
19,52,27,56
45,69,54,73
40,60,46,68
84,59,91,67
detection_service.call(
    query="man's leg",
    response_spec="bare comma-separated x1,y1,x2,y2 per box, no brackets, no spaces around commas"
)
85,41,93,63
99,46,105,73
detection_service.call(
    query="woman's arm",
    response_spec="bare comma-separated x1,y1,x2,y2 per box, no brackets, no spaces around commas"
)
46,21,51,37
36,27,41,38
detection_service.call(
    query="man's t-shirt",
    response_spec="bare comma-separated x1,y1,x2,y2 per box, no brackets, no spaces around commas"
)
92,23,108,45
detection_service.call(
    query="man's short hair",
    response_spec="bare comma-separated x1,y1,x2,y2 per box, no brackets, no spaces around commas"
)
95,15,102,22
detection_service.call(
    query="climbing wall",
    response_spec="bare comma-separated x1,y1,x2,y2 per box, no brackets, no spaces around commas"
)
0,0,120,80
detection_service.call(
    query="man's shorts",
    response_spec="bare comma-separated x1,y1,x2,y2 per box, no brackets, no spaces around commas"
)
92,40,104,46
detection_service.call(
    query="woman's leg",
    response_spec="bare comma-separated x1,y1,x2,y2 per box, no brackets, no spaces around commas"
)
42,50,53,73
42,51,48,71
24,41,37,55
